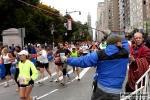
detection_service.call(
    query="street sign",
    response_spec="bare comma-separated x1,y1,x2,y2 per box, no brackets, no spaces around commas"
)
18,28,25,49
51,30,54,34
18,28,25,37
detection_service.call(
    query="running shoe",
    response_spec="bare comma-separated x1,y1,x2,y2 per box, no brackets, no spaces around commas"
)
4,83,9,88
78,78,80,81
33,96,37,100
55,79,60,83
50,76,53,82
60,82,65,86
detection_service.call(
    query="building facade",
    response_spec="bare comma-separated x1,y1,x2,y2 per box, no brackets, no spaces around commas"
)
98,0,119,31
97,2,104,40
118,0,125,30
130,0,146,30
124,0,130,31
146,0,150,18
87,13,93,37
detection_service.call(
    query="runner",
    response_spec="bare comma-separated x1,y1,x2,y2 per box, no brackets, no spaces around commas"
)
2,47,15,88
70,47,80,81
56,43,71,86
13,50,21,92
81,42,90,56
17,50,38,100
53,46,62,83
38,45,53,84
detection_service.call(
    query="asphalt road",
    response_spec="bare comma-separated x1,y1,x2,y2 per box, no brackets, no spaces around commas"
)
0,62,128,100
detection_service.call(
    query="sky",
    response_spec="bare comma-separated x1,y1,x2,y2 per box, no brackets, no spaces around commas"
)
40,0,104,39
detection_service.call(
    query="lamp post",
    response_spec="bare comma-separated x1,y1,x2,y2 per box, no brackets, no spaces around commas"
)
64,9,81,41
51,24,55,48
66,9,81,15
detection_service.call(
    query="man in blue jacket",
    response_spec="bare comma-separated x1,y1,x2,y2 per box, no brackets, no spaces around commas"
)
62,34,129,100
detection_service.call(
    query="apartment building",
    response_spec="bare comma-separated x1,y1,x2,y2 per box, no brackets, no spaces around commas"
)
130,0,146,29
97,0,119,40
97,2,104,40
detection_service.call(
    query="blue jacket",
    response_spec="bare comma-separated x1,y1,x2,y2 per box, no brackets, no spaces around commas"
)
67,39,129,94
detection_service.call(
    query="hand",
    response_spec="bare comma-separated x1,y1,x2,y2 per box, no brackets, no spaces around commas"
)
61,55,67,63
129,54,135,62
26,77,32,82
17,77,20,82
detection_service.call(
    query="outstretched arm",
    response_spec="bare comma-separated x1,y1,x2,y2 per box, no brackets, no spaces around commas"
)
67,52,98,68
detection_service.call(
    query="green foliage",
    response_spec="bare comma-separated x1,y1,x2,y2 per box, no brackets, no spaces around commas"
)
0,0,91,44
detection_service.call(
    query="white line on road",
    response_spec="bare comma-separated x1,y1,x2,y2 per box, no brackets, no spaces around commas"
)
37,89,58,100
71,67,90,82
0,80,13,86
35,72,56,83
37,67,90,99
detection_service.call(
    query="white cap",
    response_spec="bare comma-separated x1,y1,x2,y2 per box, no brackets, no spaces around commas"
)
18,50,29,56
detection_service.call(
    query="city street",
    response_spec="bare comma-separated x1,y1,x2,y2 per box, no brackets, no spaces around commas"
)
0,61,128,100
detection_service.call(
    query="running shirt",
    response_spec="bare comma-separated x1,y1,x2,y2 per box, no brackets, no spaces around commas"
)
2,53,11,64
37,51,42,62
40,50,48,63
18,59,38,85
81,45,89,54
56,48,70,63
71,51,78,58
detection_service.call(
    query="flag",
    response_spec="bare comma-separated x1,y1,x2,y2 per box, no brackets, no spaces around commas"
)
52,24,54,30
67,19,72,30
80,30,82,35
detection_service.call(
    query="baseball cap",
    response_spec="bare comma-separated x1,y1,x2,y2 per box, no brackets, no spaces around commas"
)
106,34,123,45
18,50,29,56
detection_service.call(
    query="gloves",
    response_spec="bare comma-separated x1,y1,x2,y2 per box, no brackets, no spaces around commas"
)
60,55,67,63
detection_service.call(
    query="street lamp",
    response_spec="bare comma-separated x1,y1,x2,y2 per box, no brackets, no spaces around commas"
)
64,9,81,41
66,9,81,15
51,24,55,48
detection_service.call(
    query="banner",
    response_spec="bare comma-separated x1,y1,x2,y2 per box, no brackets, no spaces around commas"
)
80,30,82,35
67,19,72,30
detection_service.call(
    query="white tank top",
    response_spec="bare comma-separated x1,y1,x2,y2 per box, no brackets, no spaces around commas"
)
2,53,11,64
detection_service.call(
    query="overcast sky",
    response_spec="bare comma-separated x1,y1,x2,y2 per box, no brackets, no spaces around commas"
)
40,0,104,39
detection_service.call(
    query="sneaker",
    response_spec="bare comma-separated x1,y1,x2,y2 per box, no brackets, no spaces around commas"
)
4,83,9,88
55,79,60,83
66,73,70,78
38,80,44,84
68,77,71,82
78,78,80,81
33,96,37,100
50,76,53,82
16,88,19,92
60,82,65,86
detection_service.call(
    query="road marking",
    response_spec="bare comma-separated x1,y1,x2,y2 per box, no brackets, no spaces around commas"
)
37,67,90,99
53,69,73,82
71,67,90,82
35,72,56,83
0,80,13,86
37,89,58,100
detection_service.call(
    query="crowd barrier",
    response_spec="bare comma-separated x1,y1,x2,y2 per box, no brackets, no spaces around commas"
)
0,51,53,78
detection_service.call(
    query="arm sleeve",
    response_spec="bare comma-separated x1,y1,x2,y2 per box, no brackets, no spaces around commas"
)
67,52,98,68
122,39,130,53
30,62,38,81
141,47,150,63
